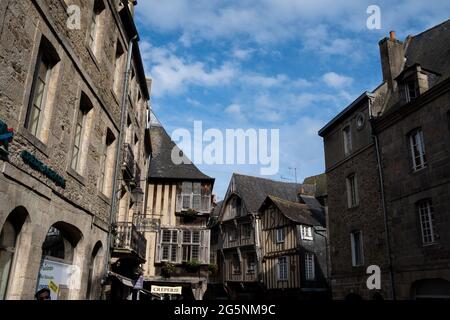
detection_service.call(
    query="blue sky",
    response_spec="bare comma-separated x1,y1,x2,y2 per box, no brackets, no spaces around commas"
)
134,1,450,200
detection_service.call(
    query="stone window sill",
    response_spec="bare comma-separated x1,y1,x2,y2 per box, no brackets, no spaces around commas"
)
18,127,49,157
67,167,85,186
111,88,120,106
98,190,111,205
86,45,101,71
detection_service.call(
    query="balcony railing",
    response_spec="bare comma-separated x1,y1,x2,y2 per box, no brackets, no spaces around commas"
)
122,143,135,178
222,234,255,249
114,222,147,260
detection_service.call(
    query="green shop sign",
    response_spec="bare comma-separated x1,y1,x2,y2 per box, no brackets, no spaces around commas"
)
21,150,66,188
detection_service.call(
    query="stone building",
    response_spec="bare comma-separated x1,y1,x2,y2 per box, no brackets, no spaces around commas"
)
0,0,150,300
140,111,214,300
319,21,450,299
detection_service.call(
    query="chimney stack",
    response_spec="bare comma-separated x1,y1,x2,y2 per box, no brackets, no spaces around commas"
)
379,31,404,90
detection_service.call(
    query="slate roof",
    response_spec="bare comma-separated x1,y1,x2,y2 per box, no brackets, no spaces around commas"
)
302,173,327,198
227,173,314,214
299,195,326,227
318,19,450,136
148,111,214,181
212,201,223,218
260,196,323,227
404,19,450,81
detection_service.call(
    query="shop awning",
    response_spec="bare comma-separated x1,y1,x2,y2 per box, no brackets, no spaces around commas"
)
108,271,134,287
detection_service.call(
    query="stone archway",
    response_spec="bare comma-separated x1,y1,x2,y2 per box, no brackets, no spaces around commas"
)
86,241,103,300
37,221,83,300
0,206,30,300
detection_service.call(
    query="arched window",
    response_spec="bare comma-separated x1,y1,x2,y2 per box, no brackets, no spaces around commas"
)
0,207,28,300
38,222,82,300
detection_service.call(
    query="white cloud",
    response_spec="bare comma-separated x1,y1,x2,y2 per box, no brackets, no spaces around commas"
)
322,72,354,88
225,103,242,114
232,48,255,60
135,0,368,44
141,41,238,97
241,74,288,87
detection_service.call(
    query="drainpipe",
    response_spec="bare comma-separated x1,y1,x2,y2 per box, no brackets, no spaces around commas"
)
103,35,138,287
368,95,396,300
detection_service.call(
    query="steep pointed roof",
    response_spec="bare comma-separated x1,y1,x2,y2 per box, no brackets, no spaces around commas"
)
224,173,314,214
148,111,214,181
259,195,323,227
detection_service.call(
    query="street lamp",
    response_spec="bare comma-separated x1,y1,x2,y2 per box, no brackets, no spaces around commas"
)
132,186,145,227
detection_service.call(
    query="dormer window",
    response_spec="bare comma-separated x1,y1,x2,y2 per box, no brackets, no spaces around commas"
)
404,79,418,103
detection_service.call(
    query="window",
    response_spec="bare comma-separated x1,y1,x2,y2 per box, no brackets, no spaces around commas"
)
246,254,256,274
346,174,359,208
112,41,124,94
405,80,418,103
157,229,209,264
88,0,105,54
343,125,352,156
277,257,288,280
305,252,315,280
99,129,116,196
242,224,252,239
161,229,178,262
418,200,436,245
179,182,205,212
301,225,313,241
276,228,285,243
182,230,200,262
229,196,242,217
409,129,427,171
25,38,59,141
71,93,92,173
229,227,237,242
232,254,240,274
350,231,364,267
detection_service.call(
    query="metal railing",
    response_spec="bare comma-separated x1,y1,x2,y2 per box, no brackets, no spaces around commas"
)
114,222,147,260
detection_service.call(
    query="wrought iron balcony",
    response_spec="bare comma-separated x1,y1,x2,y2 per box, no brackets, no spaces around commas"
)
122,143,135,178
114,222,147,261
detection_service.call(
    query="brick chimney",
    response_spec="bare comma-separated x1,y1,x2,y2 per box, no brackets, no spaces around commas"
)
379,31,405,90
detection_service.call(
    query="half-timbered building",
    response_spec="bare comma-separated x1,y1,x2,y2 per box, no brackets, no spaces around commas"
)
258,195,328,299
217,173,310,299
140,111,214,300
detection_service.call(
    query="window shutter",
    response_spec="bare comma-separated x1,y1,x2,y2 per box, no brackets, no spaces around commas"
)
176,229,182,264
200,230,211,264
155,231,161,263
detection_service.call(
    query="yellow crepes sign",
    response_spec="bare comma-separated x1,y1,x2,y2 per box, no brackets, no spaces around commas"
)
151,285,182,295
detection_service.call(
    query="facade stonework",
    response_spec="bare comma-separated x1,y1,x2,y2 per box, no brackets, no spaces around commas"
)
0,0,150,300
320,21,450,300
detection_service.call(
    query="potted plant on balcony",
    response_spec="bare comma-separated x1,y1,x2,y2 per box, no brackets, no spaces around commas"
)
183,208,199,222
161,262,176,278
208,263,218,276
183,260,201,273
